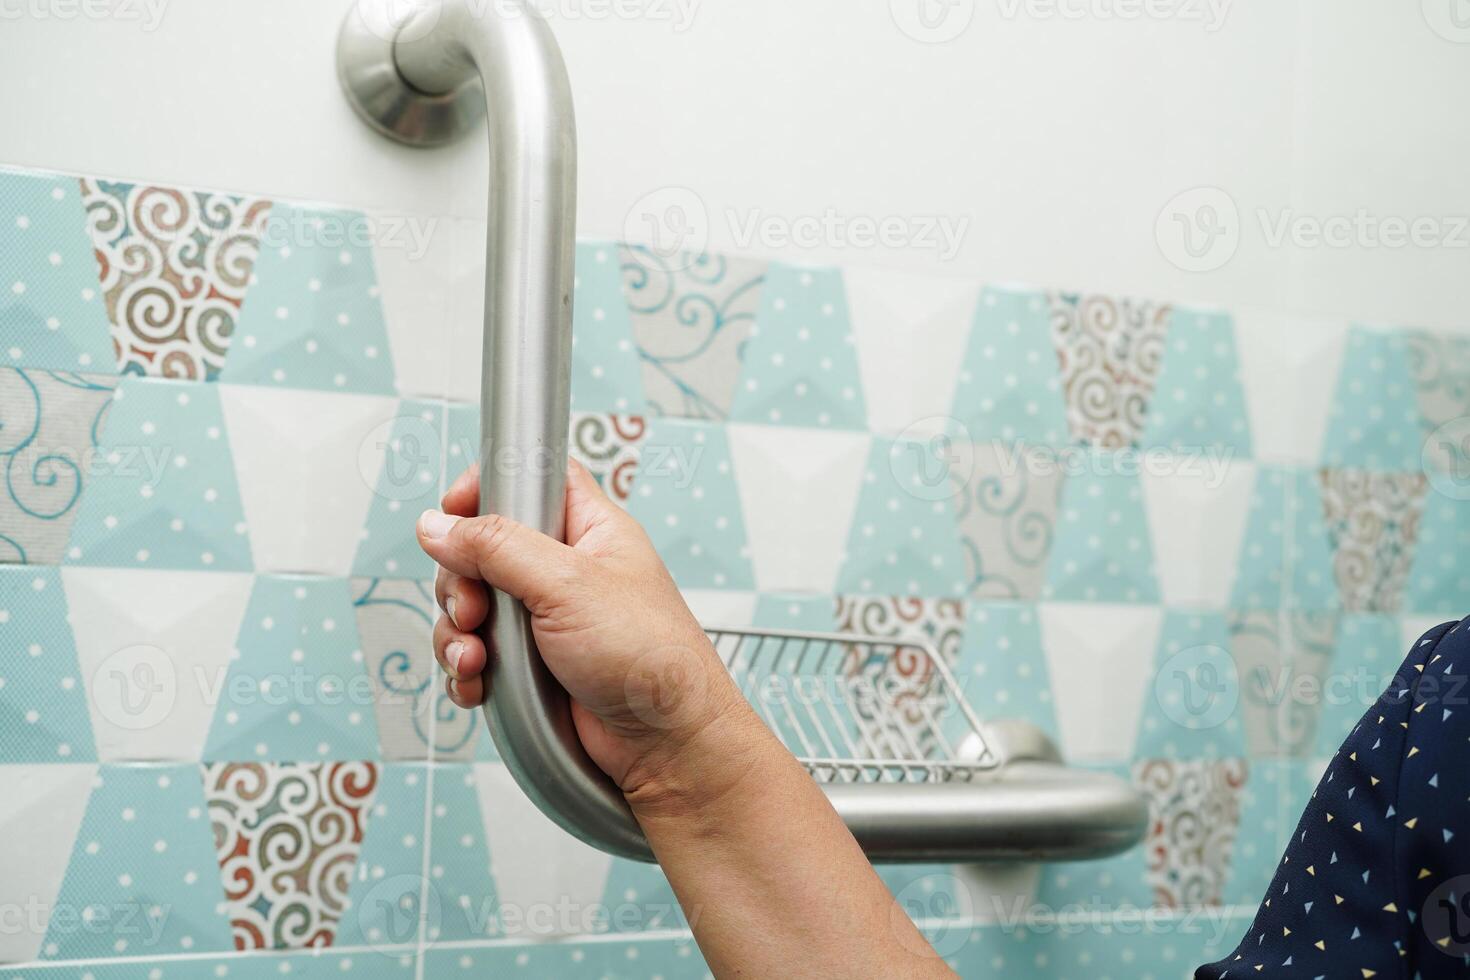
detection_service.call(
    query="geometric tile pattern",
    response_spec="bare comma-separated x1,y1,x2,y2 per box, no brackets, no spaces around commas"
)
3,164,1469,978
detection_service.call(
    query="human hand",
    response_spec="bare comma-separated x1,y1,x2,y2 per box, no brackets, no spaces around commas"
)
416,459,752,799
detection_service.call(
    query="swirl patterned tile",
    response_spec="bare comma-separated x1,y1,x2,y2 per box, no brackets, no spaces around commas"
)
1227,609,1339,757
620,246,766,420
0,763,96,963
1140,307,1253,455
948,602,1058,745
1320,326,1424,472
201,576,378,762
79,179,271,381
203,760,378,950
351,577,483,762
570,243,646,414
1049,292,1172,449
0,169,115,373
950,286,1068,446
569,411,647,506
333,764,498,947
65,378,252,571
624,418,754,590
1228,466,1338,611
1405,491,1470,615
1317,468,1428,614
43,764,234,960
1043,457,1160,604
353,400,477,581
1135,611,1246,761
1136,757,1247,909
952,441,1062,601
729,263,867,429
0,567,95,762
221,204,396,395
0,368,117,565
835,438,970,598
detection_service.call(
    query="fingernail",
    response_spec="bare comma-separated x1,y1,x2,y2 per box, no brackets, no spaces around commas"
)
446,596,460,630
447,677,459,700
446,641,465,672
420,510,459,540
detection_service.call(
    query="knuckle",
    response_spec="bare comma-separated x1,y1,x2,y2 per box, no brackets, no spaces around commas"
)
462,514,517,560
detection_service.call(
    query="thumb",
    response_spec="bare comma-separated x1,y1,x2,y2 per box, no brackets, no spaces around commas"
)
417,509,580,607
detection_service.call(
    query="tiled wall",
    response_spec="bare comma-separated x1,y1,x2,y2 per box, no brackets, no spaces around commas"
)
2,162,1468,979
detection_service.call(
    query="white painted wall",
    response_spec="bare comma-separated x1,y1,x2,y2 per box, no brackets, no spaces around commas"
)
1,0,1466,331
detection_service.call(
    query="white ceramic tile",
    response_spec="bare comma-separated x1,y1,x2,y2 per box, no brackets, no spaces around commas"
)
1234,308,1348,466
1140,458,1257,609
0,763,96,962
680,589,759,630
1037,602,1163,764
371,214,470,401
845,267,980,439
472,762,612,939
726,424,871,594
62,568,253,762
219,384,399,575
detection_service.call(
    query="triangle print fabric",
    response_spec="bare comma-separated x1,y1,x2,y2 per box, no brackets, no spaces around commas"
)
222,203,396,395
43,764,234,960
66,378,253,571
0,170,116,373
202,576,378,762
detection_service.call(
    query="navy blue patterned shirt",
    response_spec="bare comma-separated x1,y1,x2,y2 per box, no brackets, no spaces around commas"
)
1197,616,1470,978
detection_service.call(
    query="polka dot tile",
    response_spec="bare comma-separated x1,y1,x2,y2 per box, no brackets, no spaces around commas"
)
1228,466,1337,611
0,567,95,762
221,204,396,395
1320,326,1424,472
1043,457,1160,604
0,170,115,373
1404,489,1470,615
571,242,646,414
201,576,378,762
835,438,970,598
624,418,754,590
65,378,253,571
423,937,709,978
949,285,1068,447
599,859,687,935
951,602,1057,746
335,764,498,948
729,263,867,430
1310,614,1406,757
1035,766,1155,910
1139,307,1252,456
1135,610,1246,760
0,367,118,564
752,592,837,632
353,400,476,581
42,764,234,960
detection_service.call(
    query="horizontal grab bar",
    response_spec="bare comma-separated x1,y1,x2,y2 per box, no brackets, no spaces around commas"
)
337,0,1149,867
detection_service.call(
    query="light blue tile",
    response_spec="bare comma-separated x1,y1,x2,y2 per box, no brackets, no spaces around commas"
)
353,400,477,581
424,937,707,978
222,204,396,395
752,592,836,631
1321,326,1423,471
1405,490,1470,615
202,576,378,761
1311,613,1404,757
1035,766,1156,912
43,765,233,960
950,285,1068,446
1140,307,1252,456
1,955,416,979
1043,456,1159,603
66,378,253,571
730,264,866,430
1135,610,1247,760
0,169,114,373
624,419,754,590
1228,466,1337,611
949,602,1057,746
572,242,646,414
599,859,688,934
0,566,94,762
836,438,970,597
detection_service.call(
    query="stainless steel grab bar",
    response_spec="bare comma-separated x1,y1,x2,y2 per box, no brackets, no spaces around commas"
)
336,0,1149,866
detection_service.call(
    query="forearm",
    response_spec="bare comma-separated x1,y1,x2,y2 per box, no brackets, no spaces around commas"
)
626,699,957,980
